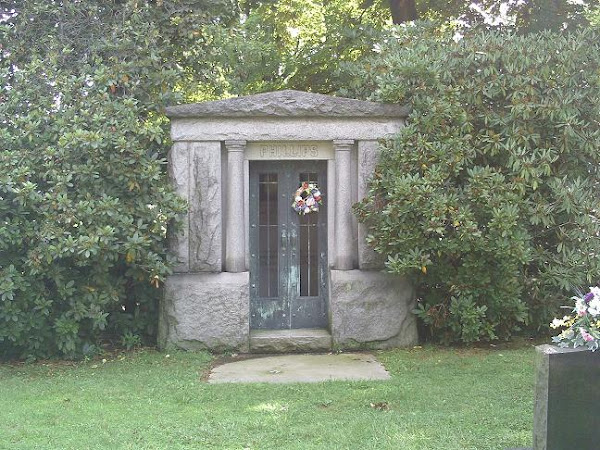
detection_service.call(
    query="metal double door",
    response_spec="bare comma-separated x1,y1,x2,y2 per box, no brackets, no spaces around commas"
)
249,161,328,329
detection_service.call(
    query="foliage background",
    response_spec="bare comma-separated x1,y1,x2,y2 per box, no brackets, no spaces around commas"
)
2,0,600,357
0,0,237,359
351,26,600,343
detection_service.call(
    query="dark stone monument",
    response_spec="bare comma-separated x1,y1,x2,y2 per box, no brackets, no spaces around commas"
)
533,344,600,450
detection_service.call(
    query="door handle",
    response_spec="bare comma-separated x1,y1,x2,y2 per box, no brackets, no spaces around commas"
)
290,228,297,252
281,229,287,250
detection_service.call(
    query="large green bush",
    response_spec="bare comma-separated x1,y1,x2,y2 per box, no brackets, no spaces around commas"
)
0,1,232,359
353,26,600,343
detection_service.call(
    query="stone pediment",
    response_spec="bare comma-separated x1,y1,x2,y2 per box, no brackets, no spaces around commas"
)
166,90,409,119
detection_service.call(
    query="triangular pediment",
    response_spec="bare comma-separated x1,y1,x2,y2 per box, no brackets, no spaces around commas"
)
166,90,408,118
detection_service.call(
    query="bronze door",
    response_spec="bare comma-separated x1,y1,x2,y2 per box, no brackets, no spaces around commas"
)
249,161,328,329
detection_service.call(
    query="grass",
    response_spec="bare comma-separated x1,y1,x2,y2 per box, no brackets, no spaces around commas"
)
0,344,536,450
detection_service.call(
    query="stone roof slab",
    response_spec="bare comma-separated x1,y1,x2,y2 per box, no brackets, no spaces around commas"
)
166,89,409,119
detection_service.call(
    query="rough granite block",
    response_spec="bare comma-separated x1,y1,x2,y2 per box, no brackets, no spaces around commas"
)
189,141,222,272
159,272,249,352
329,270,417,349
357,140,385,270
167,142,190,272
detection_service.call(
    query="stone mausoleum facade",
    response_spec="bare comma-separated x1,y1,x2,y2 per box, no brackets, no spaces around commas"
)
158,90,417,352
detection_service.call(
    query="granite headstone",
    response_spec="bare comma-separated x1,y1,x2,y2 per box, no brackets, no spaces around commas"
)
533,344,600,450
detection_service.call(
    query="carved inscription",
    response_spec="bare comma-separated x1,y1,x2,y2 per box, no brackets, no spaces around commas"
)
260,143,318,158
246,141,334,160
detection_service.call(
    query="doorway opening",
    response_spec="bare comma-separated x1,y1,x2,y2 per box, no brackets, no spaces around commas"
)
249,161,328,329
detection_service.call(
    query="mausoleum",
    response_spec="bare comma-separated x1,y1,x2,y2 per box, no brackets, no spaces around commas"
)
158,90,418,352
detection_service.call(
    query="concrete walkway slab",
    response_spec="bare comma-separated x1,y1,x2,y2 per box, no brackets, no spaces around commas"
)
208,352,390,384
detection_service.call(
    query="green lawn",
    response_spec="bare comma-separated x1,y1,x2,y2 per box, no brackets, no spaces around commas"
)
0,345,535,450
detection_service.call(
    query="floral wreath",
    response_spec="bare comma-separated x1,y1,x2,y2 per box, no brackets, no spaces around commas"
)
292,182,322,215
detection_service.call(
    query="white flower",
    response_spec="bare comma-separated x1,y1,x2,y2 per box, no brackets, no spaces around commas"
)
588,297,600,317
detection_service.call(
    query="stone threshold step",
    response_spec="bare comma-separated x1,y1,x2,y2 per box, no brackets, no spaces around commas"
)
250,328,332,353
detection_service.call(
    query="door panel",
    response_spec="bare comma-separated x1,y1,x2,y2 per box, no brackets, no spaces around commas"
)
250,161,328,329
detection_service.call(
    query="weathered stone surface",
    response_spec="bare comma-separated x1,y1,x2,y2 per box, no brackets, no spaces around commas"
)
171,117,405,142
334,140,355,270
208,353,390,384
158,272,250,352
166,90,410,118
350,139,359,268
246,141,334,160
330,270,417,349
167,142,189,272
357,140,386,270
327,159,336,267
189,142,222,272
534,345,600,450
224,141,246,272
249,329,332,353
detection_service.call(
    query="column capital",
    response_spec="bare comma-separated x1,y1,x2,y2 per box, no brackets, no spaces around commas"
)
224,140,247,152
333,139,355,151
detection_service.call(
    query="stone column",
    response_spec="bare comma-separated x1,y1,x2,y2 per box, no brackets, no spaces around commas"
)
334,139,355,270
225,140,246,272
327,159,336,268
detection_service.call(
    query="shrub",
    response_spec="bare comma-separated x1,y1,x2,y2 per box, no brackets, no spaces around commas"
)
0,1,232,359
353,26,600,343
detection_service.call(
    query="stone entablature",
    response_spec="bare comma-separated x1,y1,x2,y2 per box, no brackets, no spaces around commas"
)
170,117,405,142
159,90,416,352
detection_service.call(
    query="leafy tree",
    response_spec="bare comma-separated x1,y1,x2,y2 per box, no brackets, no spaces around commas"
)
0,0,234,359
214,0,600,98
381,0,599,31
352,26,600,343
212,0,389,95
